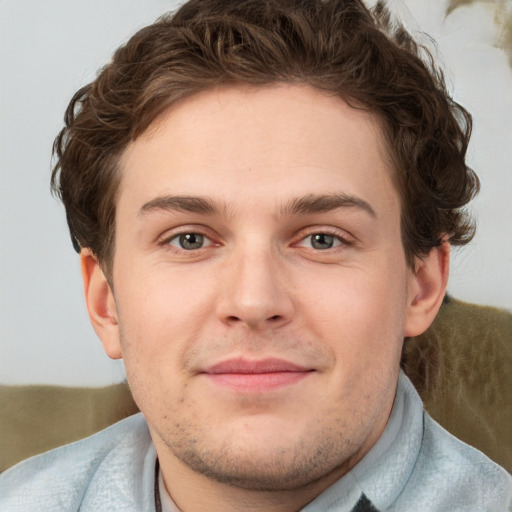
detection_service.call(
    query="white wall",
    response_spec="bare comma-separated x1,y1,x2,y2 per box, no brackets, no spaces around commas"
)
1,0,511,385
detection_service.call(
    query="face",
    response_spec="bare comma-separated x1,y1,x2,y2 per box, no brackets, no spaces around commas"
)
84,84,444,495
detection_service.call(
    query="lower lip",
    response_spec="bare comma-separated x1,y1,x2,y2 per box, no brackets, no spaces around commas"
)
204,371,312,392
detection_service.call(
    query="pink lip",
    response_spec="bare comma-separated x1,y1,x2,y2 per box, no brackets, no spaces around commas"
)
201,358,314,391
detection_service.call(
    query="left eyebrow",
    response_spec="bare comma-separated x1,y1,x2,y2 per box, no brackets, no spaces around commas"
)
281,193,376,218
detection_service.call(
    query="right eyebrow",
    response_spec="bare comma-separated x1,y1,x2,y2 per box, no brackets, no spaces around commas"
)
139,195,219,217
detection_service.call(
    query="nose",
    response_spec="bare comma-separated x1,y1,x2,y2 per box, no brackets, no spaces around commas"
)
216,243,295,330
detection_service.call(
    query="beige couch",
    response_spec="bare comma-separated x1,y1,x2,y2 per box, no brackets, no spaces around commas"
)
1,298,511,473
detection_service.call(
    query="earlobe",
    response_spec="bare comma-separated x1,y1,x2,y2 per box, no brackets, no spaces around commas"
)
404,242,450,337
80,249,123,360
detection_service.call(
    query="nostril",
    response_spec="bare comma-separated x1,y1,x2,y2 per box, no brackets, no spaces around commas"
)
268,315,282,322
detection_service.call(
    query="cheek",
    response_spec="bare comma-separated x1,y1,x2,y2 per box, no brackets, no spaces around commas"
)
113,279,191,417
116,258,194,317
296,262,407,365
112,265,222,430
113,264,216,367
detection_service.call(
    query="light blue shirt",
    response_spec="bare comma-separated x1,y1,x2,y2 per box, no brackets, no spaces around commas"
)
1,372,511,511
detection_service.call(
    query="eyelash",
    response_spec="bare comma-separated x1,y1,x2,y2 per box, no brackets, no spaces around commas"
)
159,227,352,253
159,228,217,251
295,225,355,252
295,231,351,250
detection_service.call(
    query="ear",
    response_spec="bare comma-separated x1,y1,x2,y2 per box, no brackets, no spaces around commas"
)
404,242,450,337
80,248,122,359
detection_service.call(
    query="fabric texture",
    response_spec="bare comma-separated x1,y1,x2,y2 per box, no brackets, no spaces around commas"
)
3,373,507,511
0,382,139,472
0,414,157,512
403,297,512,472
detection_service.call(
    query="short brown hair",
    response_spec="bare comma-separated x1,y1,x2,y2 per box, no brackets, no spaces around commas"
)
51,0,479,276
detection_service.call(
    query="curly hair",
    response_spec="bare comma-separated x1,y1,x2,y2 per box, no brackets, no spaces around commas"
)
51,0,479,277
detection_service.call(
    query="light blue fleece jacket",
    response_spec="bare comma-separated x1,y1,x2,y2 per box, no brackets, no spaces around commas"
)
1,372,511,511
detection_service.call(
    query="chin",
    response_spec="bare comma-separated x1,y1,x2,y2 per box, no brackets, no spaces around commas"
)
162,414,368,492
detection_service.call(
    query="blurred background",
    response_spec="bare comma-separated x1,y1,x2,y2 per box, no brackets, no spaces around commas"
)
1,0,511,385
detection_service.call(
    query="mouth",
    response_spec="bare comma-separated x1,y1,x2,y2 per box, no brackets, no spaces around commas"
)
201,357,315,392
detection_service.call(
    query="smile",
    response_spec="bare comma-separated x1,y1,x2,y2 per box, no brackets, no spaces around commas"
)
201,357,315,392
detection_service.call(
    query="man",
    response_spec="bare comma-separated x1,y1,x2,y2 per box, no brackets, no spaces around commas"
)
1,0,511,510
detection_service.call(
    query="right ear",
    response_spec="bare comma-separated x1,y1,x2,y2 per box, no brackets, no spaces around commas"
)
80,249,122,359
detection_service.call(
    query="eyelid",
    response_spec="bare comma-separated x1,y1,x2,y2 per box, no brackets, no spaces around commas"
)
168,233,214,249
158,225,220,248
296,235,342,250
155,224,354,251
292,226,355,247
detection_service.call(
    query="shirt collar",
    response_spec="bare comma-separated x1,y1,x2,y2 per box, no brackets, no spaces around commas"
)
303,371,423,511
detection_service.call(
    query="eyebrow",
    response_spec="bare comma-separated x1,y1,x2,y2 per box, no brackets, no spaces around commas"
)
139,193,376,218
281,193,376,218
140,195,219,216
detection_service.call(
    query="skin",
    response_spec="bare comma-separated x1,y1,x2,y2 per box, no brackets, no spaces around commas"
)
82,84,449,512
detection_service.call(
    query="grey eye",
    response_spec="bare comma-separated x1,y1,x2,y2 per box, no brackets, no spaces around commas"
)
310,233,335,250
173,233,205,250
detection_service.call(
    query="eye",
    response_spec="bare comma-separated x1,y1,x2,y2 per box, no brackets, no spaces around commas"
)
299,233,344,250
167,233,211,250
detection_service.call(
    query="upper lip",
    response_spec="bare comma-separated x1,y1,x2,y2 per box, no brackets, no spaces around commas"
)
203,357,311,374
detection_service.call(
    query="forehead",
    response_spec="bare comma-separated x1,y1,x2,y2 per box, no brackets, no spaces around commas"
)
117,84,398,219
